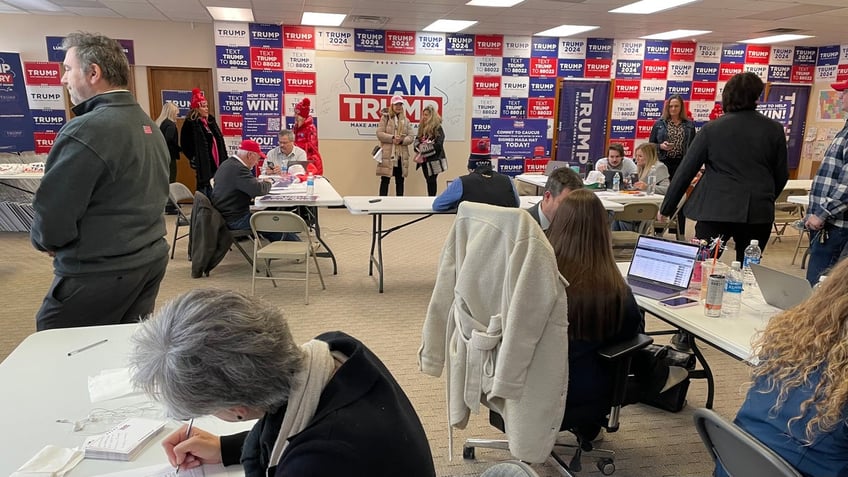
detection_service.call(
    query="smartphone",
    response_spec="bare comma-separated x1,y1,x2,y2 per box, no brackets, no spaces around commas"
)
266,160,275,168
659,296,699,308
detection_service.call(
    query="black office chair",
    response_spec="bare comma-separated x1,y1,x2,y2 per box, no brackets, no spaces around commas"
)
464,333,654,476
693,408,802,477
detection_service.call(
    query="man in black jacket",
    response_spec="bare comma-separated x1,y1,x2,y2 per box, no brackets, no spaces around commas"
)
660,72,788,262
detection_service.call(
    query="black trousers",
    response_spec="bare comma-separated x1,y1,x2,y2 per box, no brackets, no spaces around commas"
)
35,254,168,331
694,221,772,263
423,168,438,197
663,156,686,235
379,164,405,196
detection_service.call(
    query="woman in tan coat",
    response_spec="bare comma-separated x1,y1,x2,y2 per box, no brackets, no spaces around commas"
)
376,95,413,196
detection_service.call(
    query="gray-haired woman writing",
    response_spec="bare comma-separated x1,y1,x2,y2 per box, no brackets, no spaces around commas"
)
130,289,435,477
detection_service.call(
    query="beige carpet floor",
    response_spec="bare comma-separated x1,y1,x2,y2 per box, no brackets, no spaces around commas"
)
0,208,810,476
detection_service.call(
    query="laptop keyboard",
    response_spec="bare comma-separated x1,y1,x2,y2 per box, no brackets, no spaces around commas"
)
630,279,677,295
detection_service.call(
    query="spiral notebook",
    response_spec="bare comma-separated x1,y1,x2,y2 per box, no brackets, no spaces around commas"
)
83,418,166,461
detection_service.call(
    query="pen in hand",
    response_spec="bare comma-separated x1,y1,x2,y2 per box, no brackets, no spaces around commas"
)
175,418,194,475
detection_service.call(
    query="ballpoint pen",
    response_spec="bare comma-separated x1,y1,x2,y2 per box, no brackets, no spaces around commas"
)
67,339,108,357
175,418,194,475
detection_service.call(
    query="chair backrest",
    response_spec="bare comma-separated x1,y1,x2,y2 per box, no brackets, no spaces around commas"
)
544,160,571,175
169,182,194,205
250,211,309,236
613,202,659,223
693,408,802,477
775,187,808,203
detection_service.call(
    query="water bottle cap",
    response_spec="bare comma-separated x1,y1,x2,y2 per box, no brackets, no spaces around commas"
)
731,261,741,268
750,239,759,246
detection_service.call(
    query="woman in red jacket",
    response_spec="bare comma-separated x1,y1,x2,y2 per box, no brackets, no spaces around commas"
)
293,98,323,175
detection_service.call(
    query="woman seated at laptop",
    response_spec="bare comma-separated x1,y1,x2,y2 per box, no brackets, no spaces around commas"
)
129,289,435,477
546,189,644,435
612,143,669,232
715,258,848,477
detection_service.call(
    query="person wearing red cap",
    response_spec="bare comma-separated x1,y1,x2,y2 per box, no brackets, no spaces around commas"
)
376,95,413,196
804,79,848,284
293,98,323,175
181,88,227,197
212,140,297,242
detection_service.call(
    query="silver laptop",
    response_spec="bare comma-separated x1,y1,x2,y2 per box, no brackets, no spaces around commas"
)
749,264,812,310
626,235,700,300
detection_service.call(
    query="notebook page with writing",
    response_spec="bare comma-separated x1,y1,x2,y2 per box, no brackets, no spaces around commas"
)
83,418,166,461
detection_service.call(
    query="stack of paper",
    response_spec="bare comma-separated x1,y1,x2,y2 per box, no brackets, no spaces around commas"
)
83,418,166,461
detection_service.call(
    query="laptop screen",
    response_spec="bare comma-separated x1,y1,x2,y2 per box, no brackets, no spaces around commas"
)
628,236,700,289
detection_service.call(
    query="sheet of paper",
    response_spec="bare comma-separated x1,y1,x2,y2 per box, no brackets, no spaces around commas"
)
92,463,205,477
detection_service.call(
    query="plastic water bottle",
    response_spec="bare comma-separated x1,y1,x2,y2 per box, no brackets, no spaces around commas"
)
722,261,743,317
612,172,620,192
306,172,314,196
647,166,657,195
742,239,762,289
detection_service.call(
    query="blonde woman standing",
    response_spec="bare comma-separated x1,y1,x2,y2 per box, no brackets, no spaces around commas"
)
155,101,181,184
414,105,448,196
376,95,412,196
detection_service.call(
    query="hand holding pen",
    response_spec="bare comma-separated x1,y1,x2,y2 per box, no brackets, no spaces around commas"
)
162,423,223,471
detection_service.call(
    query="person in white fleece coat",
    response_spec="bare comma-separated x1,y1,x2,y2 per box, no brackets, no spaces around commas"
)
419,202,569,463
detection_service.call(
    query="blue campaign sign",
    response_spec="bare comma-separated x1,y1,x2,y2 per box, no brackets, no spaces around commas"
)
720,43,746,63
558,59,585,78
31,109,66,132
216,46,250,69
46,36,65,62
586,38,614,59
500,98,528,119
793,46,817,65
666,81,692,100
242,92,282,136
556,80,610,166
354,29,386,53
471,118,491,138
497,158,525,176
445,33,475,56
615,59,643,78
489,118,547,157
693,62,719,81
609,119,637,139
756,101,791,125
0,52,36,153
530,37,558,58
529,77,556,98
219,92,244,115
768,65,792,82
817,45,840,66
638,100,663,120
249,23,283,48
766,85,810,169
503,57,530,76
161,90,193,118
252,70,284,92
644,40,671,60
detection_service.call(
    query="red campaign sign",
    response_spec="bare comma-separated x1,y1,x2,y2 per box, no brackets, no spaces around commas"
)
524,158,548,174
745,45,770,64
530,58,557,78
719,63,744,80
584,58,612,78
338,95,443,122
472,75,501,96
250,47,283,71
285,71,317,94
642,60,669,80
527,98,555,119
23,62,61,86
614,79,642,99
220,114,243,135
475,35,504,56
283,25,315,49
669,41,696,62
636,120,655,139
385,31,416,54
837,64,848,82
610,139,634,158
691,82,717,100
790,65,814,83
34,132,57,154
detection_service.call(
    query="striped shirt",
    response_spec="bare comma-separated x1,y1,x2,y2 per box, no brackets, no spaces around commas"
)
808,121,848,228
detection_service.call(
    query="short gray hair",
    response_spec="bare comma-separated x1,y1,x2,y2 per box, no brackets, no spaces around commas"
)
546,167,583,197
130,289,305,419
278,129,294,141
62,32,129,88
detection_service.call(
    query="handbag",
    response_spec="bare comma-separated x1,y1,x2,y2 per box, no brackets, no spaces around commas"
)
372,145,382,163
628,344,695,412
413,153,425,164
417,140,436,158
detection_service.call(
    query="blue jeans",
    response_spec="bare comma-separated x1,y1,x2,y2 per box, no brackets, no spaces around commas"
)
227,213,300,242
806,224,848,285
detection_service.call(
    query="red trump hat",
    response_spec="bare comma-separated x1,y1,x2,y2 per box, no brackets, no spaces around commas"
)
239,139,266,158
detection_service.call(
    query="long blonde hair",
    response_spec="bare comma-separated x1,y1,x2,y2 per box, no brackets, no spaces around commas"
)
750,258,848,444
418,105,442,138
156,102,178,126
635,142,659,182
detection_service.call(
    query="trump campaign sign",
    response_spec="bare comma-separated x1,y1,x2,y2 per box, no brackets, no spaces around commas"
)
316,58,466,140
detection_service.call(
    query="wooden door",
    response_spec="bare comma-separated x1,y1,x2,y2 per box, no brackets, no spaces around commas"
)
147,67,214,192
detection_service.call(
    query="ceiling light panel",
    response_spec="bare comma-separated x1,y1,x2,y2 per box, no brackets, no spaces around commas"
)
610,0,699,15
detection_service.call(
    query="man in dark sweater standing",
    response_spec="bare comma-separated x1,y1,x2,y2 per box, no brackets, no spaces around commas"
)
212,140,296,241
31,32,170,331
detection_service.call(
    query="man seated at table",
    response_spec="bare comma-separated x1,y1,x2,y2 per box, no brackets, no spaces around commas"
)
527,167,584,230
212,139,298,241
595,143,637,176
262,129,306,175
432,163,519,211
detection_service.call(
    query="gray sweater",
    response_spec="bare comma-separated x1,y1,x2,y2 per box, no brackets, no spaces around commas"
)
212,157,272,223
31,91,169,275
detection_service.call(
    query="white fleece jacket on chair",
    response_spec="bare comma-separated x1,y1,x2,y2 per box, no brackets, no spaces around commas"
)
419,201,569,463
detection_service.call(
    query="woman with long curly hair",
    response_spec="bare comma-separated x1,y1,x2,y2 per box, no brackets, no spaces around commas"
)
716,258,848,477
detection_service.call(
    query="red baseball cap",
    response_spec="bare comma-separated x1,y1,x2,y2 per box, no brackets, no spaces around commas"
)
831,80,848,92
239,139,266,158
